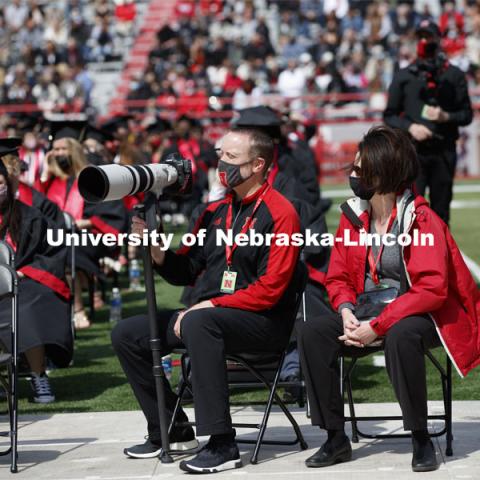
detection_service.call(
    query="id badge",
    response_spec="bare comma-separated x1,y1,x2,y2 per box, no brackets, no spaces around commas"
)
220,270,237,294
421,104,431,120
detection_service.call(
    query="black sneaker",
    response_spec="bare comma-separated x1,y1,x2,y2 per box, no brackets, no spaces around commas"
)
124,426,199,459
30,372,55,404
179,436,242,473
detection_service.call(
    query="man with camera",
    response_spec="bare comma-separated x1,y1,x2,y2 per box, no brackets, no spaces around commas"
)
383,20,473,225
111,128,301,473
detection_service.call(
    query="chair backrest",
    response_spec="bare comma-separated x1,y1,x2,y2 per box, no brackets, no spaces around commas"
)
0,264,17,299
286,260,309,330
0,241,14,267
293,261,308,311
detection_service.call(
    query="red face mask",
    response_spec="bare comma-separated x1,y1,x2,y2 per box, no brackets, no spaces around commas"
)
417,38,438,59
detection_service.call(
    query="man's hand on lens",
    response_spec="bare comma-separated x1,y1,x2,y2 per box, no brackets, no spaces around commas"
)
408,123,434,141
75,219,92,230
131,215,165,265
174,300,214,339
424,106,450,123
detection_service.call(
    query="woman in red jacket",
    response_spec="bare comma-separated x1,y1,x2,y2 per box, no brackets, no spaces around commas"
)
298,125,480,473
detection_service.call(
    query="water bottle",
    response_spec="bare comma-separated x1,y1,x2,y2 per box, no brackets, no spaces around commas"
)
109,287,122,325
129,259,142,291
162,355,173,380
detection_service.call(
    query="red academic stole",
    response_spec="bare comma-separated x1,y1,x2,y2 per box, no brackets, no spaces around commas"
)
43,177,84,220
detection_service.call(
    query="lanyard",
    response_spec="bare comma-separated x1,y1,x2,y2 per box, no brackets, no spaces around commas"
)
367,205,397,285
224,184,270,268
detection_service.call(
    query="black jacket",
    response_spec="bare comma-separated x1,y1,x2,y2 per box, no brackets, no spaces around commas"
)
384,59,473,144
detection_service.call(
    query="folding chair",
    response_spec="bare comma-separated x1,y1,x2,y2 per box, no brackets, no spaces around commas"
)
170,262,309,464
62,213,76,336
341,348,453,456
0,255,19,473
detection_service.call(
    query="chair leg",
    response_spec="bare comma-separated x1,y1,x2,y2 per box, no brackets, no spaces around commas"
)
345,361,359,443
250,359,308,464
168,379,187,436
88,277,95,322
273,390,309,451
250,368,280,464
445,358,453,457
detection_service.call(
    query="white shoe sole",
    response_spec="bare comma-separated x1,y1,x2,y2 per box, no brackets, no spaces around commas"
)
180,458,242,473
33,396,55,404
125,439,199,459
170,439,199,452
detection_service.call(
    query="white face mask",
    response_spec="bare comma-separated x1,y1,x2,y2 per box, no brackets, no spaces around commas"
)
0,185,8,204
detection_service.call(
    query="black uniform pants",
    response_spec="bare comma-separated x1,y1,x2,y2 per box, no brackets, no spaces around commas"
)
111,307,289,440
298,314,442,432
415,145,457,225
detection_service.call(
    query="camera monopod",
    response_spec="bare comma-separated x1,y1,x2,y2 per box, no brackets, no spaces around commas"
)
135,192,173,464
78,155,193,464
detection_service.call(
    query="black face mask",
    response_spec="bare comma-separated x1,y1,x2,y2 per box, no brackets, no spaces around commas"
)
349,176,375,200
56,155,72,173
218,159,254,188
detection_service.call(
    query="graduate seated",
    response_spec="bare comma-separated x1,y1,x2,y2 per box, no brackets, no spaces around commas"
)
35,126,128,330
0,138,73,404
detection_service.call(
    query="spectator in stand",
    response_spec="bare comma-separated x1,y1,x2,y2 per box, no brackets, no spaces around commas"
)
277,59,307,98
4,0,29,33
89,16,115,62
44,15,69,47
232,78,263,110
114,0,136,37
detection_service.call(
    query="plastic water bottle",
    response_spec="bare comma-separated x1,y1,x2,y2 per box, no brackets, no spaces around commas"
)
109,288,122,325
162,355,172,380
129,259,142,291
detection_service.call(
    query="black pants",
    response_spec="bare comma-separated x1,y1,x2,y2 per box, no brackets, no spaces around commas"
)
416,145,457,225
298,314,441,431
111,307,289,440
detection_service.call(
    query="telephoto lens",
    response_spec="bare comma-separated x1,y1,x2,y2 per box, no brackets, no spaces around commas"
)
78,153,192,203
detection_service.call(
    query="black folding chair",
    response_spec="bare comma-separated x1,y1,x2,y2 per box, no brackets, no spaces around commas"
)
170,262,309,464
0,245,19,473
62,213,77,337
341,348,453,456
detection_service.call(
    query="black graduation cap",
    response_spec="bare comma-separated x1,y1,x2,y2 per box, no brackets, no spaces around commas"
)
233,106,282,139
85,124,114,143
6,113,42,134
0,137,22,178
49,119,88,142
0,137,22,158
145,117,172,135
101,114,133,132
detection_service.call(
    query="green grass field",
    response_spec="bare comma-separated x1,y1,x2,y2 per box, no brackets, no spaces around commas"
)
14,180,480,414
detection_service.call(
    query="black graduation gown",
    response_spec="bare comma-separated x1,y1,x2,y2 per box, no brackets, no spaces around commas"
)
37,176,128,276
0,202,73,367
18,182,66,228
